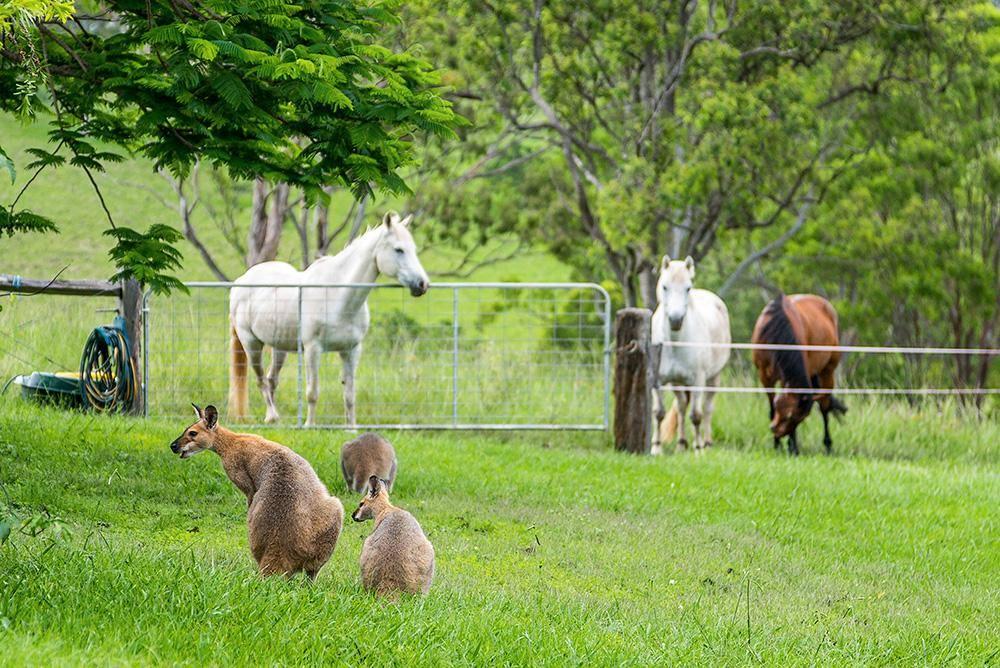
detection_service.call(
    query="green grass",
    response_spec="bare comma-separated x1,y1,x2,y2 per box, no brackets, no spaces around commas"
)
0,400,997,666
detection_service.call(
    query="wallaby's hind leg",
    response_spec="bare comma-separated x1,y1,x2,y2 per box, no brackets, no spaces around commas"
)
263,350,287,423
258,550,298,578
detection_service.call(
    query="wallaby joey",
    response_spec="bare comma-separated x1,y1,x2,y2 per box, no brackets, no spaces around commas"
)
352,476,434,597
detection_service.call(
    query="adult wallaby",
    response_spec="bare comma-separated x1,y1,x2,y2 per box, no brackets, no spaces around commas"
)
352,476,434,597
170,404,344,579
341,433,397,494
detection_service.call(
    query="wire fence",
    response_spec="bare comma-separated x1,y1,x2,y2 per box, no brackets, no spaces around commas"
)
144,282,612,429
655,340,999,398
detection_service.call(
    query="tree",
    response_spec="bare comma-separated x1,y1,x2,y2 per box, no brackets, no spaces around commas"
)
0,0,458,291
403,0,971,306
760,3,1000,394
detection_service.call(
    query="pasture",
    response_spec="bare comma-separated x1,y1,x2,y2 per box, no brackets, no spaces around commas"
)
1,398,997,666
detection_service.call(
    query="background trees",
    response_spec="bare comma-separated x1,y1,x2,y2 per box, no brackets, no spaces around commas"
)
404,0,996,311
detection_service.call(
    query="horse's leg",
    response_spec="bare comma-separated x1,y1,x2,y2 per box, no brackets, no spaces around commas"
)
674,390,690,452
651,384,666,456
263,350,287,423
243,339,267,420
702,376,719,448
689,383,706,452
821,407,832,454
788,426,800,456
759,372,781,450
817,366,837,454
339,343,362,429
304,341,322,427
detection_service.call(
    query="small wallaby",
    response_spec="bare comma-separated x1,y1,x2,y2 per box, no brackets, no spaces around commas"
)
170,404,344,579
340,433,397,493
352,476,434,597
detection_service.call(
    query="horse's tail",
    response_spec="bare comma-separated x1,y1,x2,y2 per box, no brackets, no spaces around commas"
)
228,324,249,419
659,399,679,444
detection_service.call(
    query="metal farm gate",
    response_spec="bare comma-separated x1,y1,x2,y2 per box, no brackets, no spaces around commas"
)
144,282,612,430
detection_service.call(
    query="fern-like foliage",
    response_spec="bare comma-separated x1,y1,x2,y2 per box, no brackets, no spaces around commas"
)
0,210,59,237
0,0,461,292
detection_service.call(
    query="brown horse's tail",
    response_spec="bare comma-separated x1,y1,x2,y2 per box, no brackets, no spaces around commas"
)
228,324,249,419
660,399,679,443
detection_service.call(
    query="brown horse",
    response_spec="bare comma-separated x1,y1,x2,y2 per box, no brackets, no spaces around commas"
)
751,294,847,455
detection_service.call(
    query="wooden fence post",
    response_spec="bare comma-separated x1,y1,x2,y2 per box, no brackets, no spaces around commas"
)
120,279,144,416
613,308,655,454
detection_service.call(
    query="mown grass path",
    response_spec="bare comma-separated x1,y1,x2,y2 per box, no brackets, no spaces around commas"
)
0,403,997,666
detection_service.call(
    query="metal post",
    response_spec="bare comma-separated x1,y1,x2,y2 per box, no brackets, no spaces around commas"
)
602,289,612,431
452,287,459,427
297,286,304,427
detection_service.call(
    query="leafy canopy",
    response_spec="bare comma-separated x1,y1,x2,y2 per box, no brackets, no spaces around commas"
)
1,0,459,292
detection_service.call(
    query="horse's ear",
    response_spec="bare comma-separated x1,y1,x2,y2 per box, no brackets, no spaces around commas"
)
661,254,671,269
382,211,397,228
684,255,695,277
399,214,413,228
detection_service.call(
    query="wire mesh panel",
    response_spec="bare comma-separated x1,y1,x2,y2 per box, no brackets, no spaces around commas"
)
145,282,611,429
0,290,121,387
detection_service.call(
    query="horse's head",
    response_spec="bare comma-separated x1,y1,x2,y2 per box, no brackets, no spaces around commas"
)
770,392,813,438
657,255,696,331
375,212,430,297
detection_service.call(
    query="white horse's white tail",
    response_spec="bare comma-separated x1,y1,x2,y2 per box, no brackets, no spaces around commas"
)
228,324,249,419
660,399,679,444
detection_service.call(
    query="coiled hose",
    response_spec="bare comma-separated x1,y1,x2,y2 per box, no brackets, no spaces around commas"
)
79,316,137,412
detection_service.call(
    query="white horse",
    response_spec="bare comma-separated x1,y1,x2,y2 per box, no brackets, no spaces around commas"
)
651,255,731,454
228,212,430,427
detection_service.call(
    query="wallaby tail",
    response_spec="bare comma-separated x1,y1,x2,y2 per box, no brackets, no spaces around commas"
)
659,399,679,444
830,396,848,418
228,324,249,419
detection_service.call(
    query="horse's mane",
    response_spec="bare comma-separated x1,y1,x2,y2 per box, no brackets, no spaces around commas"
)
311,225,381,264
758,296,811,390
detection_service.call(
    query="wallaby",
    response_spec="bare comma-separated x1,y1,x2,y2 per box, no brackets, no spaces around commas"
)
341,433,397,493
352,476,434,597
170,404,344,579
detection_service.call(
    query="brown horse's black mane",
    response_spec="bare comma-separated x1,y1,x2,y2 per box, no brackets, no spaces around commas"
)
759,296,812,391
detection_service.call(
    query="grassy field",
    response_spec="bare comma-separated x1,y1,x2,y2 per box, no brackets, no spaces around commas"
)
0,399,997,666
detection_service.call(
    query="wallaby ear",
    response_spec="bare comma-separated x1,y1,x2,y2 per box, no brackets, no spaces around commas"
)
382,211,397,228
368,475,381,497
203,405,219,430
191,403,202,420
399,214,413,228
684,255,695,277
661,254,671,269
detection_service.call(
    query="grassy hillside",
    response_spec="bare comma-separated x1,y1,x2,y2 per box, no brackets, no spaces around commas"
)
0,115,570,284
0,402,997,666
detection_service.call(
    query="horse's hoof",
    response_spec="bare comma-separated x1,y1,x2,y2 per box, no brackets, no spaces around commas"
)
264,414,279,424
650,444,663,456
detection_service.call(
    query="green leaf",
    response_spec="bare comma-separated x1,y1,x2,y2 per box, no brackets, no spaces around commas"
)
0,145,14,184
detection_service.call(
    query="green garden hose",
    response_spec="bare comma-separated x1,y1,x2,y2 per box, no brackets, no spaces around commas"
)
79,316,137,413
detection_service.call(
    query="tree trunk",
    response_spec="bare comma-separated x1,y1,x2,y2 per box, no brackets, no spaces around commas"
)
246,179,289,267
613,308,654,454
638,266,657,310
